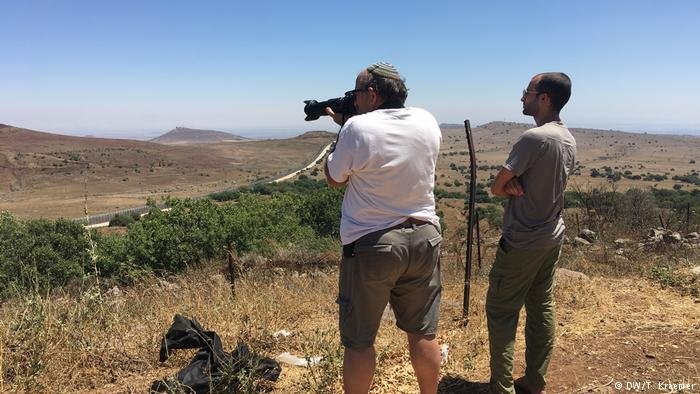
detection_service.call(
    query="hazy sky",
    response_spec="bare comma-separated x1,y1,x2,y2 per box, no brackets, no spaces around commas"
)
2,0,699,138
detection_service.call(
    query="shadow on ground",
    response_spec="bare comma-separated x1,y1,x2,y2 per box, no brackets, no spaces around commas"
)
438,375,490,393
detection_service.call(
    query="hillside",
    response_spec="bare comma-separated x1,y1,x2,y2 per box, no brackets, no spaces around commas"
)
0,124,333,218
150,126,248,145
438,121,700,192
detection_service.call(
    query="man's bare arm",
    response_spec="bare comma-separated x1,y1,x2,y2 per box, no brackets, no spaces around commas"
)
324,161,347,188
491,167,524,197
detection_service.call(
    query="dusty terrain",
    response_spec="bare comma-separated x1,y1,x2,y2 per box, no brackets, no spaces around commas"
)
0,124,334,218
1,121,699,393
3,121,700,220
437,122,700,192
2,245,695,393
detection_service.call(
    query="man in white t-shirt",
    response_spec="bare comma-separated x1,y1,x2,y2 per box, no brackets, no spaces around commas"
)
324,62,443,394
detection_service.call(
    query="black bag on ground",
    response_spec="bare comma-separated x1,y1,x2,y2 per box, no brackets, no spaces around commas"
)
150,314,281,393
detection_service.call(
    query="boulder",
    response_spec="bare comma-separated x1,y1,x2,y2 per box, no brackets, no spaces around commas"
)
647,228,665,242
663,231,683,244
579,229,597,243
614,238,633,247
691,266,700,276
555,268,590,282
573,237,591,246
158,279,181,292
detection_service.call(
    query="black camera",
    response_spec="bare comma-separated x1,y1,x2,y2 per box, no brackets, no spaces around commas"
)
303,93,357,121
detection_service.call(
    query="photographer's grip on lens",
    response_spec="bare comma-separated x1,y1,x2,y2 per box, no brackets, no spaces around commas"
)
303,94,357,121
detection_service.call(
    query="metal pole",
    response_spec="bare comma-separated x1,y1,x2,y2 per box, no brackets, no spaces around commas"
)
462,120,477,323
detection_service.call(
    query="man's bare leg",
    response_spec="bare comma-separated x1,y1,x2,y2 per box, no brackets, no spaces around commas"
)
343,346,376,393
407,333,440,394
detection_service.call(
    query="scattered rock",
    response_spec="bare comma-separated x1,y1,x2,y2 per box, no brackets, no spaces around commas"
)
158,279,181,292
555,268,590,282
579,229,597,243
272,330,293,339
663,231,682,243
105,286,122,303
573,237,591,246
106,285,121,297
615,248,625,255
691,266,700,276
440,344,450,365
271,267,285,276
614,238,633,247
647,228,665,242
310,270,328,279
210,274,227,286
611,254,630,264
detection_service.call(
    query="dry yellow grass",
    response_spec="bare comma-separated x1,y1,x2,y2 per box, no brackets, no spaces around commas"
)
2,243,698,393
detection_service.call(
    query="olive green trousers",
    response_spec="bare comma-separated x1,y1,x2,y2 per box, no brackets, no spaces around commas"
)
486,239,561,394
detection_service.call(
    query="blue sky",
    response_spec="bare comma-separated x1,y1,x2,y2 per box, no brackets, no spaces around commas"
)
1,0,699,138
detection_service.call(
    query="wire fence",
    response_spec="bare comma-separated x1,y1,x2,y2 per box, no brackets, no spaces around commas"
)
72,142,333,226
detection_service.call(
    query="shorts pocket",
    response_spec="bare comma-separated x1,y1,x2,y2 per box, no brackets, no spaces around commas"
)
428,234,443,247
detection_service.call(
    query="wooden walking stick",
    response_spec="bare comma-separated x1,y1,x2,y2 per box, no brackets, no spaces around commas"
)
476,210,482,270
227,247,238,296
462,120,477,324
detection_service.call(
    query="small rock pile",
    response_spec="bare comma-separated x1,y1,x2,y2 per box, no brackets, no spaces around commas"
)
641,229,699,250
567,228,699,251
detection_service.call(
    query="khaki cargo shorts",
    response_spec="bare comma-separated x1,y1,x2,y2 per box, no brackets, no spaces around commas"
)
337,222,442,349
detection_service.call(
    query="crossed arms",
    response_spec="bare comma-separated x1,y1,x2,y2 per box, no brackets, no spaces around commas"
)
490,167,524,198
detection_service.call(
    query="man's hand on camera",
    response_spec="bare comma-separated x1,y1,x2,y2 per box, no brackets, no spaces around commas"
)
325,107,345,126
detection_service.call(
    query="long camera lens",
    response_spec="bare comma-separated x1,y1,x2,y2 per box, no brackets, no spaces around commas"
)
303,93,357,121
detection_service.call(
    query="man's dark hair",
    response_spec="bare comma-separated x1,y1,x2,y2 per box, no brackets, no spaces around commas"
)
534,72,571,112
362,72,408,108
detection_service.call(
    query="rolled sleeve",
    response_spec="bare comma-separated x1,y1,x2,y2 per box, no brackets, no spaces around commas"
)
326,126,355,183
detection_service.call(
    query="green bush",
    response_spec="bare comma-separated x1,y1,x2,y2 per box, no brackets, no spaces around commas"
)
476,204,503,229
126,198,227,272
0,212,92,298
108,212,140,227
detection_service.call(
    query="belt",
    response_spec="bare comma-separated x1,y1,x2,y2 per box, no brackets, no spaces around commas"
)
392,217,431,229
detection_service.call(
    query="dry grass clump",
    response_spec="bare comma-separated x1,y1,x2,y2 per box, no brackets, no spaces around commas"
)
1,242,698,393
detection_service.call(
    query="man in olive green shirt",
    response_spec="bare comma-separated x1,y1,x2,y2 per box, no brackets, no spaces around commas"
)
488,72,576,394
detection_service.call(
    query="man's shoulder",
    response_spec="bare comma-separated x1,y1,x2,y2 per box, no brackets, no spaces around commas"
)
524,122,575,145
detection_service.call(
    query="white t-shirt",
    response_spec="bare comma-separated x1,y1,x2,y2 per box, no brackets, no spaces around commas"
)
326,107,442,245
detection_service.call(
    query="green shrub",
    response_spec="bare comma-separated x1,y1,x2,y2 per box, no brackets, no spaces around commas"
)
108,212,140,227
0,212,92,298
476,204,503,229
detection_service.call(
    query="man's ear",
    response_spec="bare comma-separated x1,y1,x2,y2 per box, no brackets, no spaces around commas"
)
368,87,382,107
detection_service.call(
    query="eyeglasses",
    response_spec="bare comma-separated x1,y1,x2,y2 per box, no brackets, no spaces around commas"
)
345,87,369,96
522,89,540,97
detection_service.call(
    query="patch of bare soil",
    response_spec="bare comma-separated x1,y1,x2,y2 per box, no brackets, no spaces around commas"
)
546,278,699,393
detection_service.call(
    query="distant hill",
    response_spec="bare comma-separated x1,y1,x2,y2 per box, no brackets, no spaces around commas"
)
294,130,337,139
150,127,249,145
